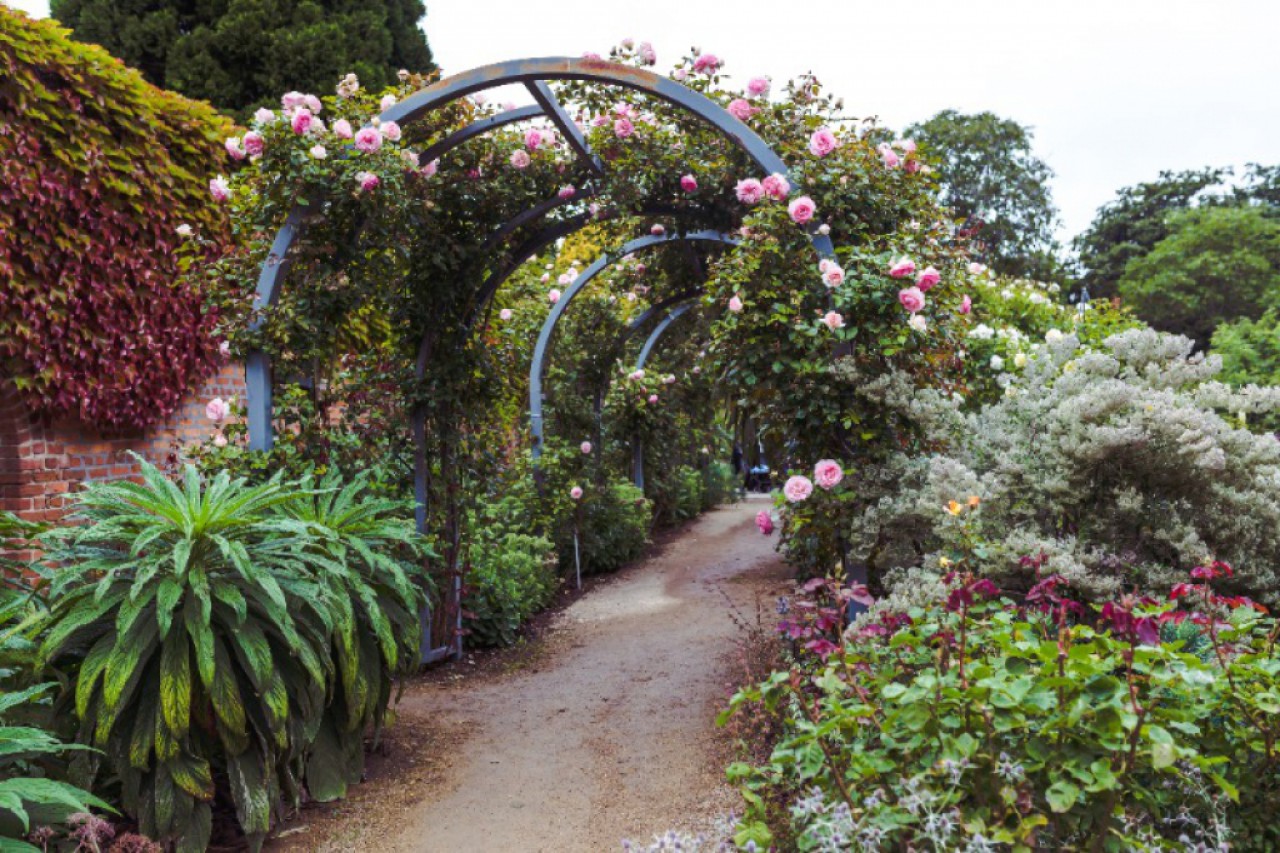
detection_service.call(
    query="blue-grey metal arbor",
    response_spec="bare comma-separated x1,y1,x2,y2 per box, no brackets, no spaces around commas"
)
241,56,841,661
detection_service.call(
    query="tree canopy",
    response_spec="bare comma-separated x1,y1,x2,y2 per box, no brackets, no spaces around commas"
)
906,109,1060,281
48,0,436,117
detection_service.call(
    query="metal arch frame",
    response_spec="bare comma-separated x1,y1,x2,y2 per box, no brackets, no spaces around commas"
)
527,230,737,462
630,302,698,491
247,55,837,454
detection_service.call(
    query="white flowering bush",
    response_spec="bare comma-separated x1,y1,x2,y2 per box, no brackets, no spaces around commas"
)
851,326,1280,603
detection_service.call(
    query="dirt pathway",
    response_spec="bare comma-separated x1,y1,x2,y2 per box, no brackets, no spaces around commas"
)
271,495,787,853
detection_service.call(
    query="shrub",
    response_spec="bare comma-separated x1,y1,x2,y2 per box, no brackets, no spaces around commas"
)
463,532,558,648
651,465,705,526
564,480,651,576
0,7,232,430
701,460,739,512
726,567,1280,850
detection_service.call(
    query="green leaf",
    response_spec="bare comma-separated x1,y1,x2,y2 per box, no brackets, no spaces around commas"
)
1045,780,1080,813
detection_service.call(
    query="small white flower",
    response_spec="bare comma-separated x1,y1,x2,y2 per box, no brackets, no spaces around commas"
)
309,144,327,159
175,224,193,237
1046,328,1064,344
908,313,928,333
990,354,1005,370
1014,352,1028,368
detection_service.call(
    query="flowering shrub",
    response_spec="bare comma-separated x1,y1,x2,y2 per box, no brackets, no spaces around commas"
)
0,8,233,429
562,479,652,577
725,567,1280,850
463,531,559,648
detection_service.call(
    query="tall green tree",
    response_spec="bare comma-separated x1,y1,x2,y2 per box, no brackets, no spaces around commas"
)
1212,308,1280,387
906,110,1061,280
1118,205,1280,345
1073,167,1229,299
49,0,436,117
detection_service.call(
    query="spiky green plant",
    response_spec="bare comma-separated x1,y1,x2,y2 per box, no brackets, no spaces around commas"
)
37,460,333,852
271,470,434,802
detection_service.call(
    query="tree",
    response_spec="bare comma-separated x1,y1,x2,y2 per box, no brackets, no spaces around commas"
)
1118,205,1280,345
1212,309,1280,387
906,110,1060,280
1073,167,1229,298
49,0,436,117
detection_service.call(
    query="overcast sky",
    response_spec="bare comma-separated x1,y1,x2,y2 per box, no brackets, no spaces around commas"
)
8,0,1279,242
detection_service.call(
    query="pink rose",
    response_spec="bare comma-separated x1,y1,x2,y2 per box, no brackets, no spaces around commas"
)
638,42,657,64
558,185,576,200
303,94,322,113
648,394,659,404
570,486,584,500
904,159,920,174
783,475,814,503
735,178,765,204
591,113,609,127
308,144,326,160
356,171,380,192
290,109,313,135
788,196,816,224
205,397,229,423
821,311,845,331
253,107,275,124
809,128,838,158
540,129,557,148
581,441,593,454
281,91,306,111
548,289,561,304
224,137,245,160
354,127,383,152
614,117,634,138
650,223,665,236
968,262,986,275
916,266,941,291
959,295,972,315
898,286,926,313
213,433,228,448
218,340,231,358
813,459,843,490
728,295,744,313
421,159,439,177
242,131,265,156
558,273,572,285
878,143,900,168
510,149,530,168
822,263,845,288
896,138,917,154
673,68,688,81
762,173,790,201
755,509,774,535
680,174,698,192
747,77,770,97
382,121,402,142
692,53,720,74
889,257,916,278
209,176,230,202
727,98,756,121
380,94,397,112
525,128,543,151
499,308,513,321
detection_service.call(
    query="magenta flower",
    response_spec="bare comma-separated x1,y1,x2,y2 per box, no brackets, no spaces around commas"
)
762,173,790,201
788,196,816,224
651,223,665,235
205,397,229,423
354,127,383,152
755,510,774,535
959,294,972,315
821,311,845,331
290,109,313,135
728,295,744,313
898,286,926,313
747,76,770,97
813,459,843,490
878,143,900,168
570,486,584,500
680,174,698,192
888,256,916,278
558,185,576,200
648,394,659,404
916,266,941,291
580,441,593,454
242,131,265,156
735,178,765,204
209,176,230,202
510,149,531,168
783,475,814,503
524,128,543,151
727,98,756,121
692,53,721,74
356,171,380,192
614,117,634,138
808,128,838,158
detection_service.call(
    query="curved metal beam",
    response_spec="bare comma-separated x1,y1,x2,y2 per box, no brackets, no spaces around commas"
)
632,302,697,490
528,230,736,460
416,104,544,167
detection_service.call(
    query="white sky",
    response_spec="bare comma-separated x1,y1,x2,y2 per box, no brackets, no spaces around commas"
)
7,0,1279,243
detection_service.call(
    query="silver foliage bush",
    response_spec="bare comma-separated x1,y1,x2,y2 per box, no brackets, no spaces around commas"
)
852,327,1280,603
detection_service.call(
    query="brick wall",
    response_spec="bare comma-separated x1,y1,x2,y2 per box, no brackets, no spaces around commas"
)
0,363,246,525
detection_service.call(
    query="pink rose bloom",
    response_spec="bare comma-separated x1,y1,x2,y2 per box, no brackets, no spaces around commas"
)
959,295,972,315
581,441,593,454
548,289,561,304
570,486,584,500
648,394,659,404
735,178,765,204
558,185,576,200
209,176,230,202
356,171,380,192
762,173,790,200
904,159,920,174
809,128,838,158
291,108,313,135
614,117,634,138
747,76,770,97
896,138,917,154
898,286,926,313
650,223,665,236
224,137,245,160
821,311,845,331
540,128,557,147
614,101,636,118
968,262,986,275
510,149,530,168
813,459,843,490
213,433,228,448
783,475,814,503
524,128,543,151
281,91,306,111
680,174,698,192
308,144,326,160
728,295,743,313
242,131,265,156
755,509,774,535
218,340,231,358
638,41,656,64
591,113,609,127
692,53,720,74
421,159,438,177
558,273,572,285
788,196,816,224
636,262,647,273
823,263,845,288
889,257,916,278
499,308,513,321
354,127,383,152
253,107,275,125
727,98,756,121
916,266,941,291
673,68,689,81
878,143,900,168
382,121,402,142
303,94,322,113
380,94,397,112
205,397,229,423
